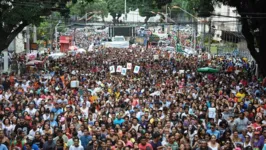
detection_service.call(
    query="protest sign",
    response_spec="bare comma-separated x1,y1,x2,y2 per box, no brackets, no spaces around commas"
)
127,63,132,70
116,66,122,72
121,68,127,76
109,66,115,73
133,66,140,74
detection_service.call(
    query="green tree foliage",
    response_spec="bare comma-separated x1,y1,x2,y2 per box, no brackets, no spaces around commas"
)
70,0,108,21
138,0,158,23
0,0,93,52
37,12,67,42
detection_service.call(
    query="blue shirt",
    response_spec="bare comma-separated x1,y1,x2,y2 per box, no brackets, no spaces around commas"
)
80,135,92,149
0,144,8,150
206,129,220,139
113,118,125,126
23,144,39,150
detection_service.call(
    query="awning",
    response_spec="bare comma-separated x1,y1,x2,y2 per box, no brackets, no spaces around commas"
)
221,30,245,43
60,40,69,44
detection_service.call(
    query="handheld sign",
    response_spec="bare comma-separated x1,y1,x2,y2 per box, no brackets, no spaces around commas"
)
121,68,127,76
133,66,140,74
109,66,115,73
127,63,132,70
208,108,216,119
71,80,79,88
116,65,122,72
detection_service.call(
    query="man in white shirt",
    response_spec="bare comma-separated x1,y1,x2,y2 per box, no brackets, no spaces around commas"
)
69,137,84,150
25,101,37,117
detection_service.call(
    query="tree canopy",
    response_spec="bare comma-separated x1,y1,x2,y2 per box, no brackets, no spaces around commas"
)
0,0,93,52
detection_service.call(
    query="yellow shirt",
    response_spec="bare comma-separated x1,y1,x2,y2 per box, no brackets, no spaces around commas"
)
236,92,245,102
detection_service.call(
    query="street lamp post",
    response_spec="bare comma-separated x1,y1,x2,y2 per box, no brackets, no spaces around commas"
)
124,0,127,22
172,5,200,51
55,20,61,52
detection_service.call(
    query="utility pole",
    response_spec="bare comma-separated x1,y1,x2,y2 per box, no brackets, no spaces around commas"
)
33,25,37,43
26,26,30,53
208,19,212,52
55,20,61,52
194,20,197,51
49,15,53,52
165,4,168,33
124,0,127,22
201,18,206,51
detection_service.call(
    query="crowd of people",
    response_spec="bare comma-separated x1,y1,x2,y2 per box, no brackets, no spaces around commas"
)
0,44,266,150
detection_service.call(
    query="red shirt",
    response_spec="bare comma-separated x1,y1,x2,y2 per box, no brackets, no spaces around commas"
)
138,143,153,150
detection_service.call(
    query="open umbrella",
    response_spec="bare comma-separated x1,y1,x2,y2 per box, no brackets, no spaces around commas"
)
48,53,66,59
26,60,43,66
197,67,219,73
69,45,78,50
76,48,86,53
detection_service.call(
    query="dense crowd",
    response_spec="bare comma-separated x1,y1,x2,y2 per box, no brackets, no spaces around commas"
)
0,45,266,150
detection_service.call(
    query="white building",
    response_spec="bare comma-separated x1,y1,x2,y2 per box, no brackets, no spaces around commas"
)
8,32,25,54
207,4,241,42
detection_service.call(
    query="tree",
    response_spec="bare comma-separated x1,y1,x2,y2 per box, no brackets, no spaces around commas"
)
138,0,158,23
212,0,266,76
105,0,138,24
37,12,67,47
86,0,108,22
0,0,93,52
70,0,108,22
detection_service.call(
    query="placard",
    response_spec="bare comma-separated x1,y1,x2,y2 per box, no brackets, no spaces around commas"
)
153,55,159,60
109,66,115,73
133,66,140,74
71,80,79,88
121,68,127,76
127,63,132,70
179,70,185,74
208,108,216,118
116,65,122,72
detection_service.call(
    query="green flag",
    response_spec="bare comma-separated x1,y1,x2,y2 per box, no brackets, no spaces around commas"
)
176,44,186,53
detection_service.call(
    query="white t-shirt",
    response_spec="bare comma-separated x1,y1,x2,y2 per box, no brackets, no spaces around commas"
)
25,108,37,117
69,145,84,150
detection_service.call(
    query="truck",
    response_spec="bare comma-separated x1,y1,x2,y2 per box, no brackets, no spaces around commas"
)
104,36,130,48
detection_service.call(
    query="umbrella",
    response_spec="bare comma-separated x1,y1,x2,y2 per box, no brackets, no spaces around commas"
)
197,67,219,73
26,60,43,66
69,45,78,50
27,53,37,60
48,53,66,59
76,48,86,53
